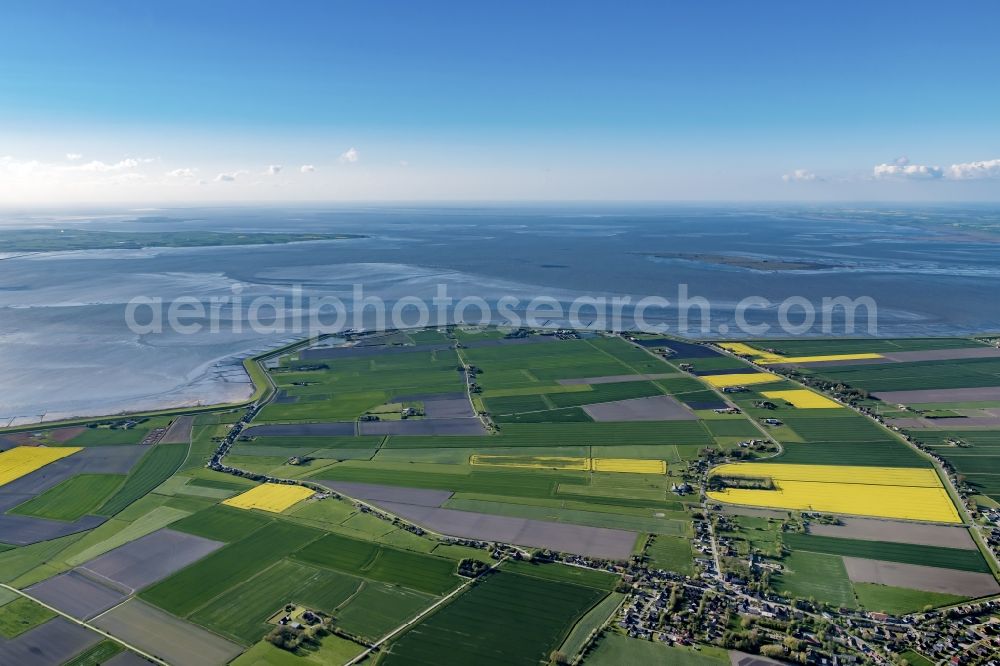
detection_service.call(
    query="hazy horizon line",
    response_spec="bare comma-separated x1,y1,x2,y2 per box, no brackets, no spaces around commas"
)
3,199,1000,211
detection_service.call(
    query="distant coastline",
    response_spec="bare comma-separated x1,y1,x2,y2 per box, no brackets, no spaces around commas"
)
0,229,366,253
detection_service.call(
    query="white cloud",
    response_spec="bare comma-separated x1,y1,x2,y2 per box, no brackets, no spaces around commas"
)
782,168,818,183
166,167,197,178
873,157,1000,181
873,162,943,179
266,164,283,175
339,147,359,163
76,157,153,172
214,170,247,182
398,160,409,167
1,155,42,175
104,172,147,184
948,159,1000,180
300,164,315,173
65,153,83,161
0,154,157,195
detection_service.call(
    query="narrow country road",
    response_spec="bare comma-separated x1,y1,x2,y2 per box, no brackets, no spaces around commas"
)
0,583,169,666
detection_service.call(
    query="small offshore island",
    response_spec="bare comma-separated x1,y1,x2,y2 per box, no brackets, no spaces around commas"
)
638,252,839,272
1,326,999,666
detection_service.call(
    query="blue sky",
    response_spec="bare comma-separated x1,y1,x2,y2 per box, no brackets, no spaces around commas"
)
1,1,999,202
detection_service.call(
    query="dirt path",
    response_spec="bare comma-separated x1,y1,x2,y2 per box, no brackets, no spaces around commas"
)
342,557,508,666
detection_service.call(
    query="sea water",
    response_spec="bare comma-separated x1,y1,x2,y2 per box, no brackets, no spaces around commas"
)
2,204,999,422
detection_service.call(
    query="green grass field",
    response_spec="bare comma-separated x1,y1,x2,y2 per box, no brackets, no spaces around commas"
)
676,355,750,371
559,592,625,660
784,533,990,573
408,329,450,343
363,547,460,594
657,377,714,395
898,649,935,666
584,632,729,666
704,419,763,438
291,532,379,570
181,421,238,472
190,558,362,644
751,408,931,467
98,443,187,515
384,570,607,666
333,583,437,641
546,381,664,408
492,421,715,446
588,336,679,371
675,389,729,407
772,551,857,608
720,515,784,557
257,347,464,423
852,583,966,615
10,474,124,521
767,440,929,467
188,476,259,491
937,451,1000,475
291,532,460,595
243,435,383,449
483,384,595,398
232,634,364,665
380,420,715,448
0,533,84,584
454,489,683,513
62,640,124,666
316,461,583,495
502,560,619,590
806,357,1000,392
777,412,894,441
465,339,634,383
645,534,695,575
0,597,55,638
169,504,273,542
493,406,595,423
312,461,682,515
906,429,1000,501
140,521,323,617
485,393,552,414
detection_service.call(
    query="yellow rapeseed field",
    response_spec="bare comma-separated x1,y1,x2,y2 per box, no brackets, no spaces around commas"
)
758,353,884,365
470,455,665,474
718,342,765,356
223,483,314,513
710,463,942,486
707,462,960,523
717,343,786,363
591,458,667,474
761,389,842,409
702,373,781,388
0,446,82,487
718,342,884,365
